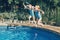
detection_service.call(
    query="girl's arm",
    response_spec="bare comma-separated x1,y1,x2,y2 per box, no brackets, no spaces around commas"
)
23,3,27,8
40,10,44,14
23,3,29,9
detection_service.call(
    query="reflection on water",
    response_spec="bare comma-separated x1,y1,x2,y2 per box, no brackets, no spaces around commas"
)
0,26,60,40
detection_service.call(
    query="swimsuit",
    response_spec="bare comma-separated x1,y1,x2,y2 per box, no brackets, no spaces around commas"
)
35,10,42,19
29,9,34,17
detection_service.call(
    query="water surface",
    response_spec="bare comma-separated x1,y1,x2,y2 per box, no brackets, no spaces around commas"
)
0,26,60,40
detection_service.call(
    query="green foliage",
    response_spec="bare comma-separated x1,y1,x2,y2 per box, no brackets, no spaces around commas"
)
0,0,60,25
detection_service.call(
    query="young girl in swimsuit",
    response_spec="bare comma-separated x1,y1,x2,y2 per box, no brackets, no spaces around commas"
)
34,5,44,26
23,3,35,23
28,5,35,23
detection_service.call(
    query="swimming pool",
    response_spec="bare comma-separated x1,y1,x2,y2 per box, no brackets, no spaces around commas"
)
0,26,60,40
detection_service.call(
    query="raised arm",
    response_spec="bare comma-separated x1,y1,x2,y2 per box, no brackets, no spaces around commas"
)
23,3,29,9
23,3,27,8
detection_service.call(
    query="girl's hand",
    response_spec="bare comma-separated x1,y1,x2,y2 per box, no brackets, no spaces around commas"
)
42,11,44,14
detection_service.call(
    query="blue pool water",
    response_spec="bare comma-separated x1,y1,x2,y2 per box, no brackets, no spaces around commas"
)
0,26,60,40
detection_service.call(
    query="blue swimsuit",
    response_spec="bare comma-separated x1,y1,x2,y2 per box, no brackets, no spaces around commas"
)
29,9,34,16
35,10,42,19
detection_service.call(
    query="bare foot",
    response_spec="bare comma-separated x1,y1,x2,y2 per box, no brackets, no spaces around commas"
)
38,23,44,27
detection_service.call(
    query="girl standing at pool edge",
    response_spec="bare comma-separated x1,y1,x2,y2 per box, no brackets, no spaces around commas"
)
23,3,35,23
34,5,44,26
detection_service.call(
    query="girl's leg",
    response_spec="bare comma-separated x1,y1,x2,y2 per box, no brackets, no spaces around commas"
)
38,18,42,24
38,18,44,26
35,19,38,27
29,15,32,23
33,16,36,24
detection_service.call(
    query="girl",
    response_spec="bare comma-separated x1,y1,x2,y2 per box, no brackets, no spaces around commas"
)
23,3,35,23
34,5,44,26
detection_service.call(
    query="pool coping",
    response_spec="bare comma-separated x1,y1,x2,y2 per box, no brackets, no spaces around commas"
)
24,25,60,36
0,22,60,34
